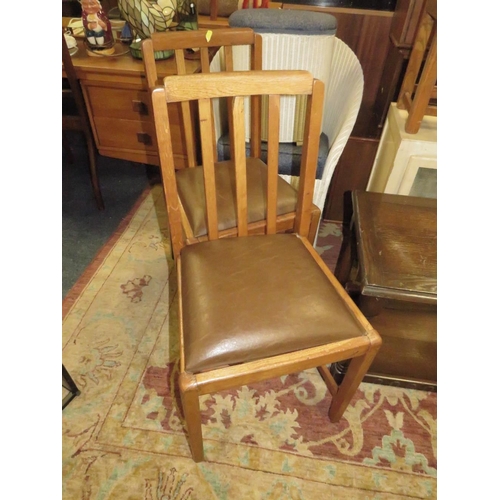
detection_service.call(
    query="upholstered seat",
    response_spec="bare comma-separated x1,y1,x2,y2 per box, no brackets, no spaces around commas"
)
182,233,366,373
177,158,302,238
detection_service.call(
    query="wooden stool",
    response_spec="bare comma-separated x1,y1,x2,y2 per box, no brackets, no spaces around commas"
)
333,190,437,391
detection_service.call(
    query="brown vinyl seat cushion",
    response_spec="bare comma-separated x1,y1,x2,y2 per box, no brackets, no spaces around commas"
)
176,158,314,238
181,233,367,373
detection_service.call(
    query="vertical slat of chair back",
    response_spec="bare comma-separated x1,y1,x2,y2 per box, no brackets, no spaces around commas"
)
199,46,211,72
231,96,248,236
294,78,325,238
266,95,280,234
174,48,198,168
250,37,263,159
224,45,236,162
198,98,220,240
223,45,234,71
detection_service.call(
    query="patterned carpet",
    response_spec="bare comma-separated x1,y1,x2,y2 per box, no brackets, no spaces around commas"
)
62,185,437,499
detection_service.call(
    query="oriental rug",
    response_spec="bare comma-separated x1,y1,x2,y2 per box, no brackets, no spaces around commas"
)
62,184,437,499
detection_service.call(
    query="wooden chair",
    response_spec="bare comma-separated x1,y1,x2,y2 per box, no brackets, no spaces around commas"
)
150,69,382,462
142,29,321,244
62,32,104,210
396,0,437,134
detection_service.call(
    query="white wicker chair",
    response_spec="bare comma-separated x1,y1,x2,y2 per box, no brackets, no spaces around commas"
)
211,27,364,236
311,37,364,219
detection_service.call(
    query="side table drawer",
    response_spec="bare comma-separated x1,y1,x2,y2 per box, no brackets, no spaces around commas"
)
94,117,157,151
87,87,153,121
93,109,188,158
82,84,192,166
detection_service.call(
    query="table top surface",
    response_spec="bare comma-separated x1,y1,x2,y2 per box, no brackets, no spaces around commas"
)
352,191,437,303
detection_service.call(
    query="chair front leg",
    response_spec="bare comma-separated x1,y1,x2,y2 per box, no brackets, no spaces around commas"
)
328,334,382,422
179,372,204,462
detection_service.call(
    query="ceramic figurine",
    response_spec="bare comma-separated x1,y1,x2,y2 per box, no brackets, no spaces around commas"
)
81,0,115,52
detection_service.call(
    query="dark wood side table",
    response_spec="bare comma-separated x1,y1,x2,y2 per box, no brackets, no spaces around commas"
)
333,190,436,391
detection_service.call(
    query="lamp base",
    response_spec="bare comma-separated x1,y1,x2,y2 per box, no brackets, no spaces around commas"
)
129,40,174,60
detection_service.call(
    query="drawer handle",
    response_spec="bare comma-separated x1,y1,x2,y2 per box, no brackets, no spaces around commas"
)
137,133,152,145
132,100,148,115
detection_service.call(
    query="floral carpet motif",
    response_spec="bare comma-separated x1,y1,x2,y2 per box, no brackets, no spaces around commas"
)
62,185,437,499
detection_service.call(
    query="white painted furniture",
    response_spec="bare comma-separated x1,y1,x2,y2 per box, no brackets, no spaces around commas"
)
367,102,437,198
211,36,364,223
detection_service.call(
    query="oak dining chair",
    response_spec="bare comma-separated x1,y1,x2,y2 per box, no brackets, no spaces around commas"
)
142,29,321,244
150,69,382,462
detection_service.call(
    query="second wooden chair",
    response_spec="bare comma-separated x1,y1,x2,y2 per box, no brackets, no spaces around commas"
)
142,29,321,244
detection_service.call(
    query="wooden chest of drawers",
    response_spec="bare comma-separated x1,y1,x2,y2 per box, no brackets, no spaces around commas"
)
68,38,200,168
84,85,159,164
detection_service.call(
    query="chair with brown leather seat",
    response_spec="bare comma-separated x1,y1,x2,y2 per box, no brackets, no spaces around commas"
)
62,31,104,210
151,69,382,462
142,29,321,244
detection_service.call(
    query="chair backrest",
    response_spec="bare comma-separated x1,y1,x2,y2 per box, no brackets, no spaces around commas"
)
151,70,324,258
396,0,437,133
142,28,263,168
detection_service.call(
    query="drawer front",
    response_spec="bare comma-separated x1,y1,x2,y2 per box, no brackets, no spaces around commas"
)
94,111,188,159
87,86,153,121
94,117,157,151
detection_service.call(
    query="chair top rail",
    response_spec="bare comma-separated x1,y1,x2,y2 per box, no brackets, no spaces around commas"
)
161,70,315,102
150,28,258,51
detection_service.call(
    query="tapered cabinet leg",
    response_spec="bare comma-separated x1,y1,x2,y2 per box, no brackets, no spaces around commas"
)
179,372,204,462
63,132,75,164
85,134,105,211
328,334,382,422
